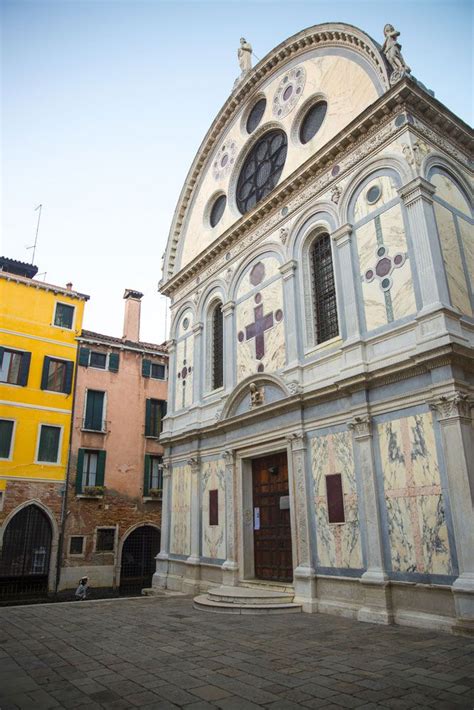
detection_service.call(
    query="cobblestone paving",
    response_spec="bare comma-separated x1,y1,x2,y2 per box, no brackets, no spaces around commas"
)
0,595,473,709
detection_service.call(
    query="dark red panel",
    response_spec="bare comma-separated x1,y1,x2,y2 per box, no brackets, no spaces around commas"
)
209,489,219,526
326,473,345,524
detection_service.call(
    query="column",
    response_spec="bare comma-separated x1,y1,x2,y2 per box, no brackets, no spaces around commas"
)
430,392,474,634
398,177,451,315
222,301,235,391
183,456,201,594
192,322,203,404
222,449,239,586
279,260,300,368
331,224,361,344
348,415,393,625
152,460,172,589
286,431,316,611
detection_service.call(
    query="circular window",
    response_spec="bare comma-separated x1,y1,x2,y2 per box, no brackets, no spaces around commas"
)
209,194,226,227
366,184,382,205
246,98,266,134
236,129,288,215
299,101,327,144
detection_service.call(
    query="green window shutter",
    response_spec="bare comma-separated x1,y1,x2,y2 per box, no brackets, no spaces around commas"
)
85,390,104,430
142,358,151,378
18,352,31,387
0,347,4,366
41,357,51,390
145,398,152,436
75,449,85,493
159,400,167,434
0,420,14,459
96,450,106,486
64,361,74,394
108,352,119,372
144,454,151,496
78,347,90,367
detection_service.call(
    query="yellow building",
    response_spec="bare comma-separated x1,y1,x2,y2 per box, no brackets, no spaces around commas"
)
0,257,88,599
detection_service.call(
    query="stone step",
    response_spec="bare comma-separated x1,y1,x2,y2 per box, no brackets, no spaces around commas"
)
194,594,302,615
239,579,295,594
208,585,294,605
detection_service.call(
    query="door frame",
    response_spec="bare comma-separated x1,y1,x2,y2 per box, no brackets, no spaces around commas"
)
236,437,298,585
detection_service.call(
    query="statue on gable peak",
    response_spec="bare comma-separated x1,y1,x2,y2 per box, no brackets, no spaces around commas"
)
238,37,253,75
382,24,411,85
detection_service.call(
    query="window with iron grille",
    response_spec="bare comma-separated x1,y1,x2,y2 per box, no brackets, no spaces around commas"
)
96,528,115,552
212,303,224,390
311,234,339,344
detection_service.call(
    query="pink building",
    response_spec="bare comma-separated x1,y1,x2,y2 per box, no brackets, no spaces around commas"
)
60,290,168,594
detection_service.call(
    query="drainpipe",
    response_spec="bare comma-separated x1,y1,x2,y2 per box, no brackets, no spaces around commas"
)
54,349,80,596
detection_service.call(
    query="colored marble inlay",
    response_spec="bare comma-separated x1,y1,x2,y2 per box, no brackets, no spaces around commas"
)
170,464,192,556
311,431,362,570
378,413,452,576
245,304,274,360
201,459,226,560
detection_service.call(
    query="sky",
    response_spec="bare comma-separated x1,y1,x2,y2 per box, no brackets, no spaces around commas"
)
2,0,472,344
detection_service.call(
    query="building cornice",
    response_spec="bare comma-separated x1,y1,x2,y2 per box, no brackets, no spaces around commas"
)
0,271,90,301
160,79,472,300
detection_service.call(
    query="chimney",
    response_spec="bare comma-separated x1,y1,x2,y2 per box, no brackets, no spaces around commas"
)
66,282,73,291
123,289,143,342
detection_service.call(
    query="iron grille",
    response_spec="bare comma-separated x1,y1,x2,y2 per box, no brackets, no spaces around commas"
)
120,526,160,594
236,130,288,215
312,234,339,344
212,303,224,389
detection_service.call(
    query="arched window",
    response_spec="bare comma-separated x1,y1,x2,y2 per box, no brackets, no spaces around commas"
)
311,234,338,344
211,303,224,389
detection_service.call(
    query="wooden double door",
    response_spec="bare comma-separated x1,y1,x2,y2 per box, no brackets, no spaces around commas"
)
252,452,293,582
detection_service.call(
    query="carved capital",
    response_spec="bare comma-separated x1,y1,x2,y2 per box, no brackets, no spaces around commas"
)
429,392,472,422
162,461,172,478
222,449,234,465
222,300,235,317
279,259,298,280
187,456,200,473
331,223,353,247
348,415,372,439
166,339,177,354
398,177,435,207
192,321,204,335
286,380,303,396
286,431,306,449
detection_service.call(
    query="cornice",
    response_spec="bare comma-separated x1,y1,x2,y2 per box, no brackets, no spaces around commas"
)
161,78,472,301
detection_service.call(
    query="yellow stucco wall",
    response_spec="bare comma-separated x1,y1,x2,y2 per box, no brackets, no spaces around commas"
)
0,274,87,483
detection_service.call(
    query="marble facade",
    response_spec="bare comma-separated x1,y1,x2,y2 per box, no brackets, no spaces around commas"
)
155,23,473,635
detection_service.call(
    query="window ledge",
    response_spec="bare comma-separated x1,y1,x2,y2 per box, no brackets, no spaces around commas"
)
76,493,104,499
143,496,163,502
81,428,107,434
144,435,160,440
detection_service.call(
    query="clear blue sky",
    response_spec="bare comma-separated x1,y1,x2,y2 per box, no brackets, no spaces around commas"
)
2,0,472,343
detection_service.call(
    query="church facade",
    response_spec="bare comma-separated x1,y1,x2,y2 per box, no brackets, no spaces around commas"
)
155,23,473,634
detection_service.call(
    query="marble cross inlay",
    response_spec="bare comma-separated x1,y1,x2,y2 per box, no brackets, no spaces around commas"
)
245,304,274,360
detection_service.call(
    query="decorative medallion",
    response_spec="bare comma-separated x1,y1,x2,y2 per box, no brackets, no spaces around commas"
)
249,261,265,286
213,141,237,181
364,245,406,292
272,65,306,119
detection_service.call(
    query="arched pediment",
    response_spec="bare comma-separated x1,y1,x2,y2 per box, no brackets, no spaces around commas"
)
219,373,300,421
161,23,391,286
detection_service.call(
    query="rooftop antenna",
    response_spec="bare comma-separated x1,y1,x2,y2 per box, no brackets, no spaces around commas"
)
26,204,42,264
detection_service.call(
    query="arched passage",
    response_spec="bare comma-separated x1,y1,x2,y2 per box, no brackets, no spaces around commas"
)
119,525,160,595
0,504,53,600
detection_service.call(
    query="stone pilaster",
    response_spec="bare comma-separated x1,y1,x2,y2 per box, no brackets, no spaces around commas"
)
165,341,177,414
222,301,235,391
331,224,360,343
183,456,201,594
286,431,316,611
429,392,474,635
279,260,300,368
192,322,203,403
152,460,172,589
398,177,451,316
348,415,393,625
222,449,239,586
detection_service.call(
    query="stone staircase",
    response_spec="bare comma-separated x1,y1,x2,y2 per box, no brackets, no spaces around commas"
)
194,581,302,614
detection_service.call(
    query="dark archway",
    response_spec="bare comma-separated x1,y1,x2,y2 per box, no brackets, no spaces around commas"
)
119,525,160,595
0,504,53,600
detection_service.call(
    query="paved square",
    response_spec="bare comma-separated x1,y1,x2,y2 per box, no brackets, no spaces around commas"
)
0,595,473,709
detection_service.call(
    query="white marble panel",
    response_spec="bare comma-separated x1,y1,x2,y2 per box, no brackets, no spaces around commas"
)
377,413,452,576
353,175,398,223
175,335,194,410
236,256,280,300
176,310,193,338
434,203,472,316
201,459,226,560
458,217,474,284
310,430,362,570
431,173,471,218
170,464,191,556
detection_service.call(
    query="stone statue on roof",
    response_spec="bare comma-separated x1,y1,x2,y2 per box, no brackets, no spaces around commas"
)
382,24,411,84
238,37,253,75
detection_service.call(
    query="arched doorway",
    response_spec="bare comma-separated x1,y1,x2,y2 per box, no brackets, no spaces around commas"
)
0,505,53,600
119,525,160,595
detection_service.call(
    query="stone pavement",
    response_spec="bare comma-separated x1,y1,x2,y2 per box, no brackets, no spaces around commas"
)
0,595,473,710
